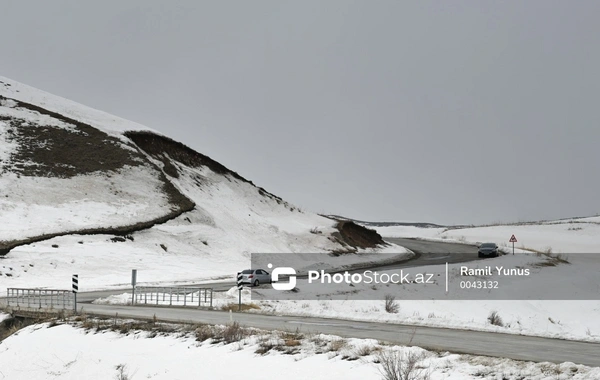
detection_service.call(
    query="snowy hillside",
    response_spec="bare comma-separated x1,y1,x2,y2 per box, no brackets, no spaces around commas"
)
0,76,397,289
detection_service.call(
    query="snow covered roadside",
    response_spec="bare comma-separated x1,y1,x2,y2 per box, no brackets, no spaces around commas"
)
0,321,598,379
95,251,600,344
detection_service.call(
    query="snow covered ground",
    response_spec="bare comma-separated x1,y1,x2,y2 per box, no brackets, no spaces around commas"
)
373,216,600,254
1,231,407,290
0,76,157,136
0,321,598,380
0,93,174,241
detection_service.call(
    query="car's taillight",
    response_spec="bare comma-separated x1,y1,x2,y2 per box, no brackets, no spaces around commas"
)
249,275,254,278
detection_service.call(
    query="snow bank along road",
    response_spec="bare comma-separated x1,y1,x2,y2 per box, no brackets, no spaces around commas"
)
81,303,600,367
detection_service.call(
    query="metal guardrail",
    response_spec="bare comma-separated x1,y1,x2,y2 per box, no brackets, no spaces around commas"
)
133,286,213,308
6,288,74,310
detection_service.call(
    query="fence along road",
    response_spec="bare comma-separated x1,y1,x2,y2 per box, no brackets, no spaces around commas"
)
5,288,75,311
133,286,213,308
1,287,214,312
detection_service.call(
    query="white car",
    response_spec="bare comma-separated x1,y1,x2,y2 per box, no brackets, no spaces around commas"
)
237,269,271,286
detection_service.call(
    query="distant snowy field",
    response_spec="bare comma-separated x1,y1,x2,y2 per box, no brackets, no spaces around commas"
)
1,322,598,380
373,216,600,254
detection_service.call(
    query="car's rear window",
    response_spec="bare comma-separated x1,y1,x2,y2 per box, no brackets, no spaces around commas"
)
481,243,496,248
241,269,253,274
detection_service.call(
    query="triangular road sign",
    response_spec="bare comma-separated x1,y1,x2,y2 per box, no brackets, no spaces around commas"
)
509,234,517,243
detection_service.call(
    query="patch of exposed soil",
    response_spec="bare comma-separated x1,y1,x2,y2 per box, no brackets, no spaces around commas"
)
2,118,145,178
334,221,386,249
1,95,148,178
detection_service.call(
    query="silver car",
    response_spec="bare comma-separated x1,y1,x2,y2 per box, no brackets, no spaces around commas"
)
237,269,271,287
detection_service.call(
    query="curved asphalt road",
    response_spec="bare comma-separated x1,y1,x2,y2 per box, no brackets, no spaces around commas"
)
75,237,478,301
81,303,600,367
371,237,480,270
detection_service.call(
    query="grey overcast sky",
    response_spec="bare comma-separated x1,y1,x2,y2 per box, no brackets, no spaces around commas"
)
1,1,599,225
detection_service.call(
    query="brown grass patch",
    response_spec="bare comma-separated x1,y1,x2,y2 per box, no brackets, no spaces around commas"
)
328,338,347,352
284,339,301,347
220,303,261,312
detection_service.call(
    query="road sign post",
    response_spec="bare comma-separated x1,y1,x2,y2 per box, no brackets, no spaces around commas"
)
72,274,78,313
131,269,137,305
509,234,518,255
236,272,244,311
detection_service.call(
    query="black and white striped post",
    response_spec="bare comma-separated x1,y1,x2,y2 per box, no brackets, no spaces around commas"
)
236,272,244,311
131,269,137,305
72,274,78,313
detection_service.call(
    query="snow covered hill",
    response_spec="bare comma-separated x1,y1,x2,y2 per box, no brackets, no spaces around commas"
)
0,76,396,289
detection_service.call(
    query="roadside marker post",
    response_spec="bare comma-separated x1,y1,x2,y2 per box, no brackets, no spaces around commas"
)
131,269,137,305
236,272,244,311
509,234,518,255
72,274,78,313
